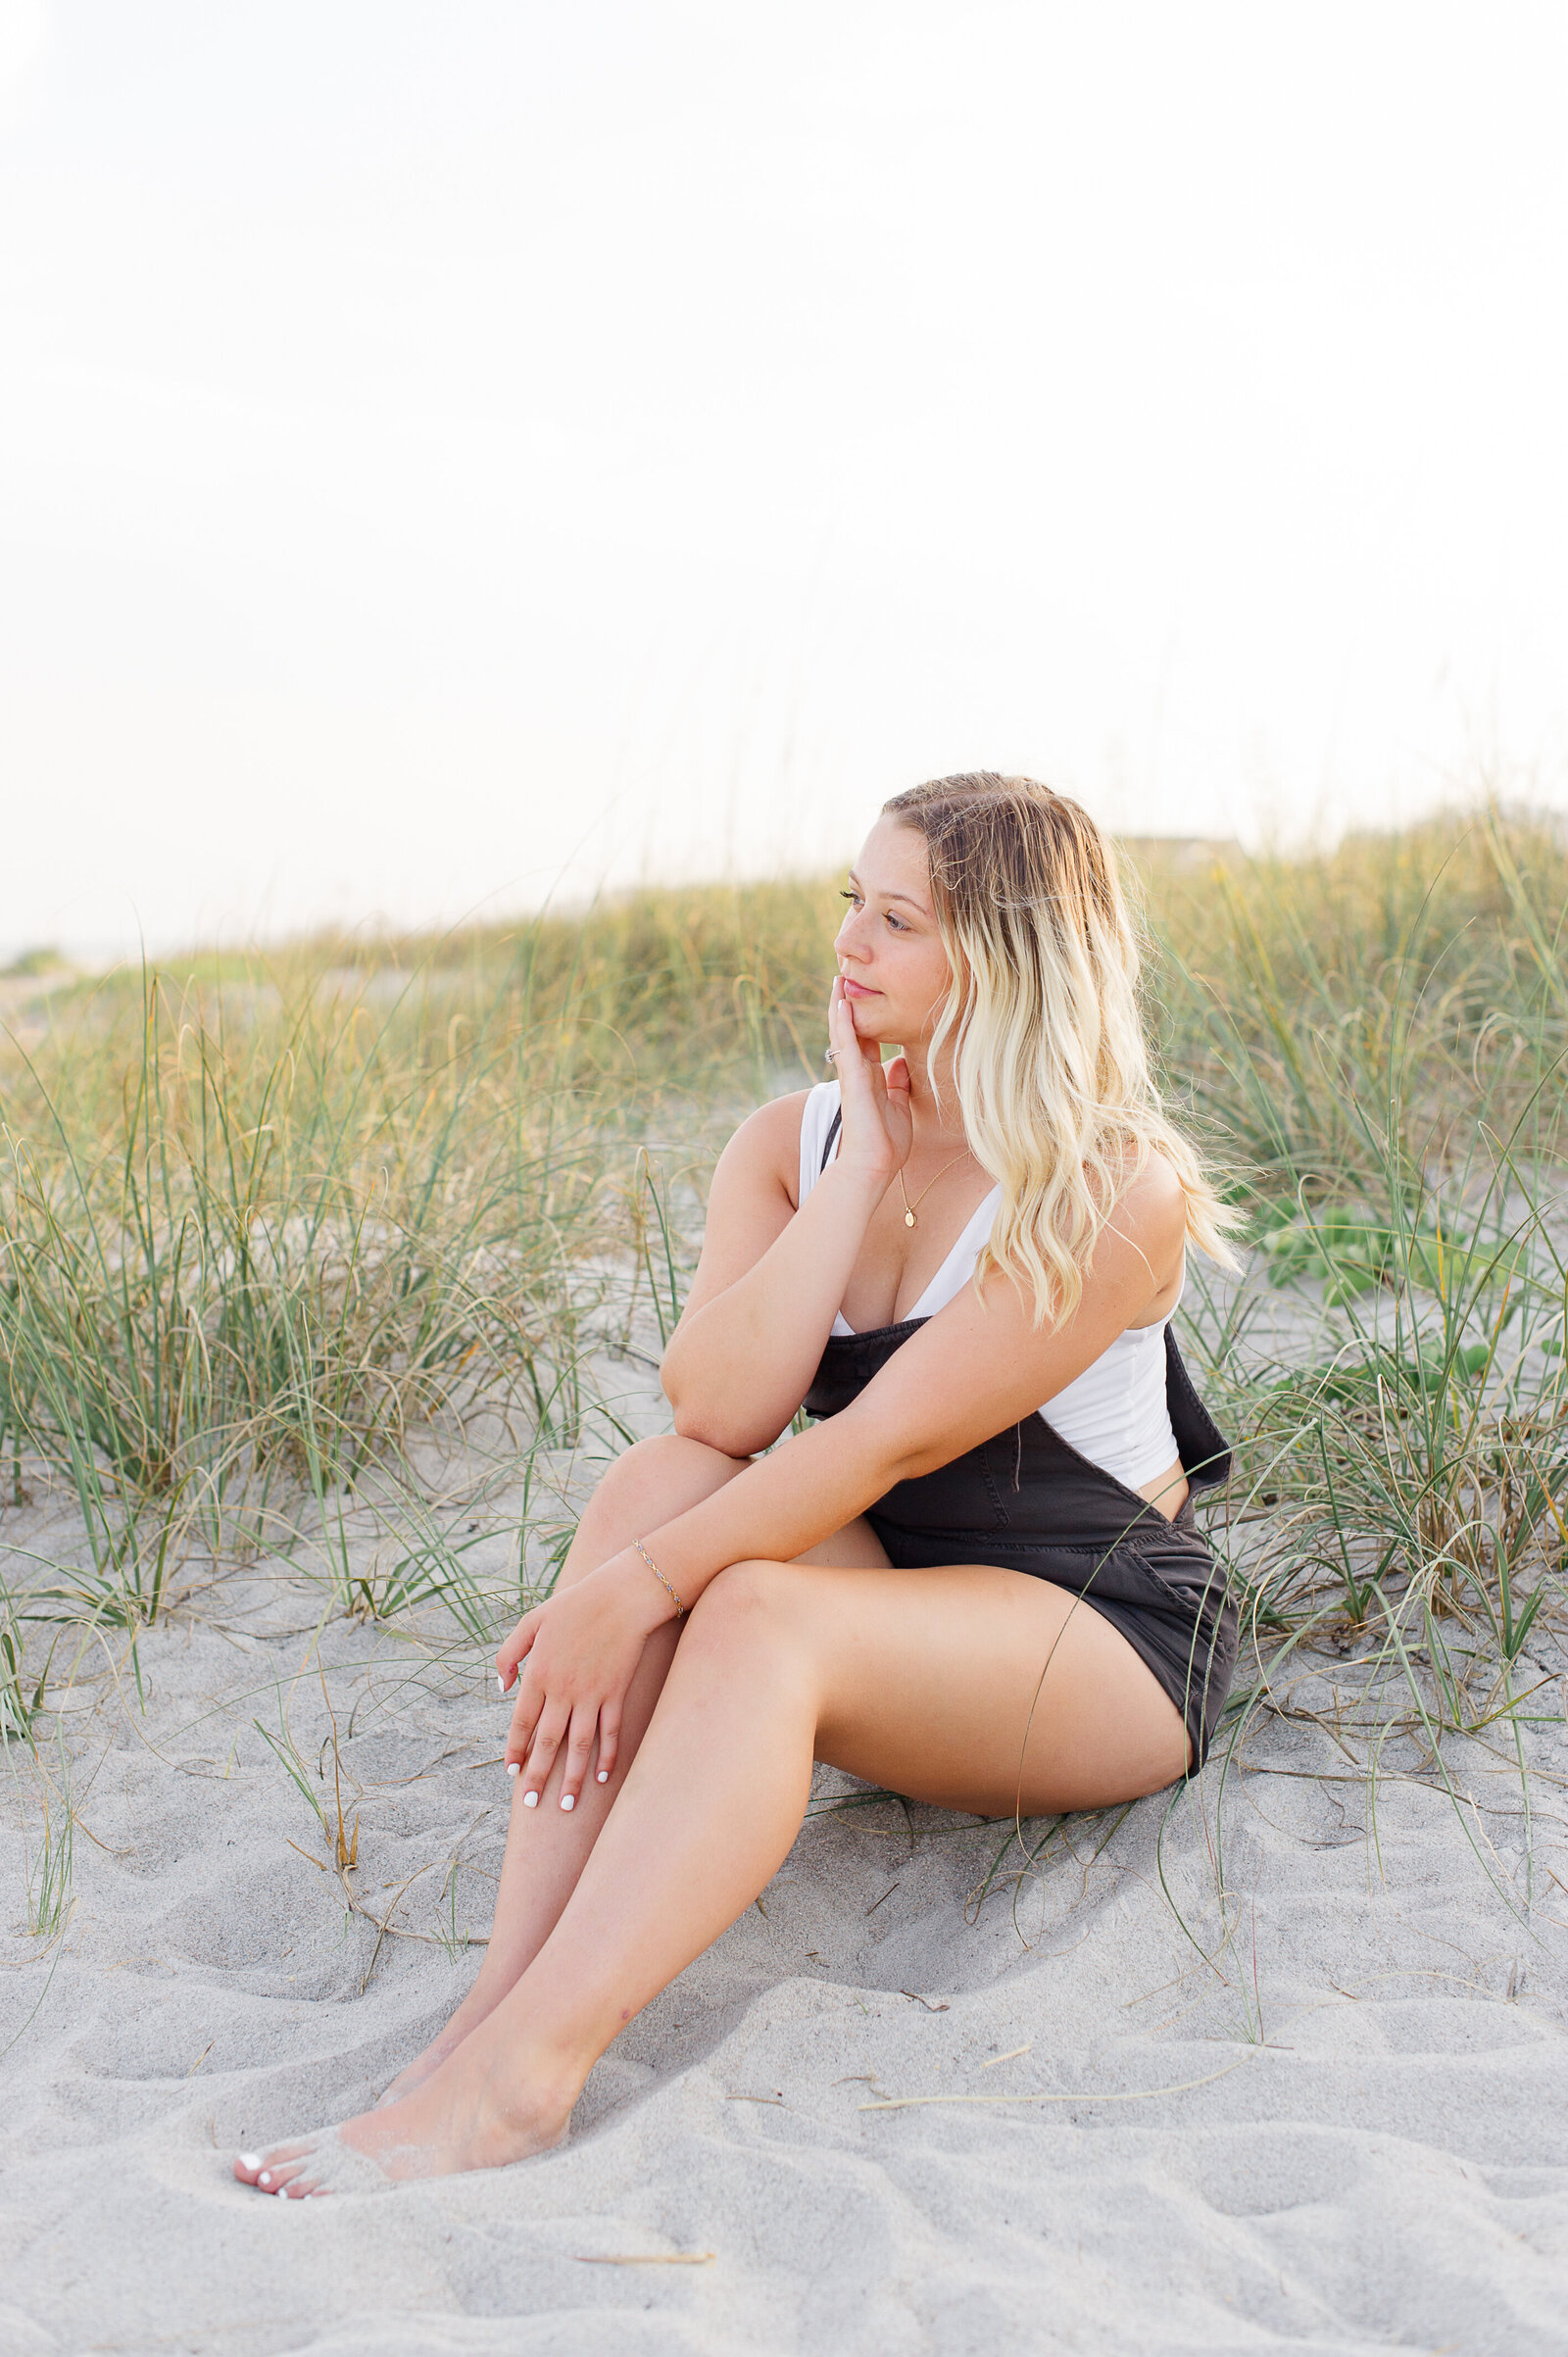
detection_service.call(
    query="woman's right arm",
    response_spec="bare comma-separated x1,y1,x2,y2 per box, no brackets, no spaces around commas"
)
660,984,910,1456
658,1104,887,1456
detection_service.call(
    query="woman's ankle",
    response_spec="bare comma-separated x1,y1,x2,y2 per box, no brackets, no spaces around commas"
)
460,1932,550,2021
462,1997,594,2121
434,1981,507,2052
392,1974,512,2082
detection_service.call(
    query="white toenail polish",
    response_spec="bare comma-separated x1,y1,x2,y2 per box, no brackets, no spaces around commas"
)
506,1762,519,1779
239,2152,261,2170
561,1793,574,1811
259,2171,270,2185
522,1789,538,1807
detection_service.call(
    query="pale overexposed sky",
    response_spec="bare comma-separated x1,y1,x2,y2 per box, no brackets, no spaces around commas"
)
2,1,1565,958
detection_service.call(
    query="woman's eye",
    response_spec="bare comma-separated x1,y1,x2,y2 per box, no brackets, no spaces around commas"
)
839,888,906,932
840,888,907,932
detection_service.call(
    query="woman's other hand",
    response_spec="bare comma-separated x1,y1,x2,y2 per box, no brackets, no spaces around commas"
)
828,974,912,1182
495,1554,676,1807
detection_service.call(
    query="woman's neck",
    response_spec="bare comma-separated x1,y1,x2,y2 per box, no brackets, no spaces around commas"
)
897,1041,970,1153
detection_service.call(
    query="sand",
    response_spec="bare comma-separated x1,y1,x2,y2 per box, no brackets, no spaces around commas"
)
4,1293,1568,2355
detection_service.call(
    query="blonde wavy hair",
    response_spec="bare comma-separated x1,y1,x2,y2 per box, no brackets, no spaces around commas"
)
883,772,1241,1327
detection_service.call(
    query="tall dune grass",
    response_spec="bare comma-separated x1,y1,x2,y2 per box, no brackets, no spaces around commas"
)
2,812,1566,1795
1150,811,1568,1805
0,880,835,1691
1,956,592,1619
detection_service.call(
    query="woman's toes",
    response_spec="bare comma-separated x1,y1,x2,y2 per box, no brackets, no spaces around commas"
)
234,2140,317,2194
234,2127,398,2197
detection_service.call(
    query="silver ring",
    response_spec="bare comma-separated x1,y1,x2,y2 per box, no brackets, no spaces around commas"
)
823,1047,843,1063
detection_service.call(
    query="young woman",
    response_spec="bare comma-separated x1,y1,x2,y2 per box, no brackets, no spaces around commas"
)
235,773,1239,2197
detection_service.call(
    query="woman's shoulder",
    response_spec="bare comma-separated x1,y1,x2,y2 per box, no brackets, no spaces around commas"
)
1107,1146,1190,1261
732,1082,822,1146
714,1083,832,1205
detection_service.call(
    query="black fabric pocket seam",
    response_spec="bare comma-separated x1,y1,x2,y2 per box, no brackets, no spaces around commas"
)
1129,1553,1234,1617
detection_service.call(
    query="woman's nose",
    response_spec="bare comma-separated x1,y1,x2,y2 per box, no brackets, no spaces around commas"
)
834,910,867,963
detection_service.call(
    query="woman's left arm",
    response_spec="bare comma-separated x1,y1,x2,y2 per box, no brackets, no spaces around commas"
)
499,1162,1187,1802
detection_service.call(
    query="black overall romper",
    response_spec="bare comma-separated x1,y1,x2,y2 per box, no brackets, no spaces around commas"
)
803,1114,1238,1768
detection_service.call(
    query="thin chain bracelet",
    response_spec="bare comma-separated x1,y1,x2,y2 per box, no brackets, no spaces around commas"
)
633,1537,686,1618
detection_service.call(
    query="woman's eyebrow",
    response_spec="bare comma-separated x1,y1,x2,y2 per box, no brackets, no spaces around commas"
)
847,871,926,911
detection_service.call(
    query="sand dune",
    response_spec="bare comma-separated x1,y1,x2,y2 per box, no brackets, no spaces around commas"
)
4,1333,1568,2356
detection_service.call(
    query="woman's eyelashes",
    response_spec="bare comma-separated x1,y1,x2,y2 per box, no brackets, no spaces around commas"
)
839,889,908,933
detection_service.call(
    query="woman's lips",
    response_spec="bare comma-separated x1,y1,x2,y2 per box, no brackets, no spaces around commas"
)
841,977,879,1000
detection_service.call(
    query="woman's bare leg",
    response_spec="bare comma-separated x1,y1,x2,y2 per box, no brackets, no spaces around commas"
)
376,1434,750,2100
241,1556,1191,2190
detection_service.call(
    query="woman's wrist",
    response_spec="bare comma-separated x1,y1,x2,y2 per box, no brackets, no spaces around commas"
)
817,1151,898,1202
629,1535,688,1620
605,1542,688,1631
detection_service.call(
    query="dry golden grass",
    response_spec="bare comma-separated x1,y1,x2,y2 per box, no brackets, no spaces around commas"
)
2,809,1565,1795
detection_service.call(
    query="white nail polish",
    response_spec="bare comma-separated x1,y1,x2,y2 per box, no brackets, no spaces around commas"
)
259,2171,270,2185
522,1790,538,1808
596,1770,609,1783
238,2152,261,2170
560,1793,574,1811
497,1672,506,1694
506,1762,519,1779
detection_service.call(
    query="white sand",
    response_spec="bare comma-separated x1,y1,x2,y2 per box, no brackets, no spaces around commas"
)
5,1313,1568,2354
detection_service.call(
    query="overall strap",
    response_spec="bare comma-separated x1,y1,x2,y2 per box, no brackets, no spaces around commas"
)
819,1106,842,1173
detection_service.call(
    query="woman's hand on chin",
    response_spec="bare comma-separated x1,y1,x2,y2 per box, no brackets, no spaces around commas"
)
828,975,912,1182
496,1553,676,1807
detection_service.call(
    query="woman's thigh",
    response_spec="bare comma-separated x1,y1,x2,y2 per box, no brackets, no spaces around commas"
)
758,1558,1188,1814
791,1514,893,1569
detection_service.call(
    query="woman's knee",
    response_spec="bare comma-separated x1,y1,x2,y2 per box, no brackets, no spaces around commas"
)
557,1435,752,1592
683,1558,803,1654
593,1432,748,1516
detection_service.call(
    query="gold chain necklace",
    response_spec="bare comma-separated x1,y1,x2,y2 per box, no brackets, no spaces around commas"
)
897,1148,972,1229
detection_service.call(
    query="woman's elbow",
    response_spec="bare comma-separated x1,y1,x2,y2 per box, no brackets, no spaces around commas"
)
662,1349,791,1454
659,1350,704,1422
668,1400,774,1457
662,1363,712,1430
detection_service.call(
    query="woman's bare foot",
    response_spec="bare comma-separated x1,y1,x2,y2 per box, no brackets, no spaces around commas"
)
233,2027,575,2196
374,2021,473,2108
374,1954,536,2104
373,2051,447,2108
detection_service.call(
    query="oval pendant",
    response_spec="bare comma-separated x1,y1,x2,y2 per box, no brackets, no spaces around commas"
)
905,1209,916,1227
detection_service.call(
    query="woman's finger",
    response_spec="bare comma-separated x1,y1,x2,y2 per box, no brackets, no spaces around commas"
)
831,974,871,1057
518,1698,570,1807
595,1697,622,1787
826,975,850,1059
495,1609,540,1694
558,1703,599,1812
829,981,877,1098
504,1665,545,1774
830,973,864,1056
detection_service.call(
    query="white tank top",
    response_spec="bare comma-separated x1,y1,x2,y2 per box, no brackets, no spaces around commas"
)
797,1083,1182,1491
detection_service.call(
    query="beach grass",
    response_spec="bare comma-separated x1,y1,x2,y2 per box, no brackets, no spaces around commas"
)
2,808,1565,1847
1150,811,1568,1887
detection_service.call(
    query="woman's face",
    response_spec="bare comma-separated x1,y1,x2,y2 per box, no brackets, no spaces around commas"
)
833,817,952,1046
